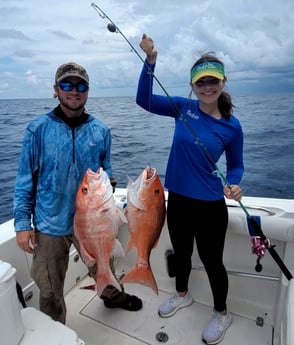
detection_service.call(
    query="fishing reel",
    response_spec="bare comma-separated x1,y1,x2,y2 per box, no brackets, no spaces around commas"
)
251,236,271,272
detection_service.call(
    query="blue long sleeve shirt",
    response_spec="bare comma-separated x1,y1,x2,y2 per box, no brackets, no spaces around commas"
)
14,107,112,236
136,62,244,201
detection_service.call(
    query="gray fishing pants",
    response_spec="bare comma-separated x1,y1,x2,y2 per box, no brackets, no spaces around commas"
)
31,231,120,324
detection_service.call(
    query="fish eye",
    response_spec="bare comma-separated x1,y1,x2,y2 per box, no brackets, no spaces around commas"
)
82,186,88,194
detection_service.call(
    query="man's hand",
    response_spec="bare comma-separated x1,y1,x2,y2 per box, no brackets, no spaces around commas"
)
16,230,36,254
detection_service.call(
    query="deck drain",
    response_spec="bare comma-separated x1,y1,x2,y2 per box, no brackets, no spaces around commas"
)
155,331,169,343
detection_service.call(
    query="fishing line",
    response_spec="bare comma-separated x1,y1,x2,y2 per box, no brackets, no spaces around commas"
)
91,3,156,172
90,2,293,280
91,3,171,99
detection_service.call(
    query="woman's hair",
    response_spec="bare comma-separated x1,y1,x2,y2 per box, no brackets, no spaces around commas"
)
191,52,234,119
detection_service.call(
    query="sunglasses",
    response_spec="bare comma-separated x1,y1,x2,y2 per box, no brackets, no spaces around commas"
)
195,78,221,87
58,81,89,93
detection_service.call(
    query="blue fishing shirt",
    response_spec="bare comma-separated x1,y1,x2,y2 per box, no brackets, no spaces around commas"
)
136,62,244,201
14,108,112,236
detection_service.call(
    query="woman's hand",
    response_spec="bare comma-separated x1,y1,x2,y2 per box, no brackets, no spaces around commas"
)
139,33,157,64
224,184,242,201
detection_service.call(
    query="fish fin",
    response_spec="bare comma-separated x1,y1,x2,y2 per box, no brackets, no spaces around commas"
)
120,264,158,295
127,199,145,211
112,238,125,257
79,247,96,267
126,175,134,186
125,237,135,254
83,257,96,267
96,270,122,297
116,206,128,224
152,237,160,249
74,228,96,266
127,175,145,210
124,208,127,217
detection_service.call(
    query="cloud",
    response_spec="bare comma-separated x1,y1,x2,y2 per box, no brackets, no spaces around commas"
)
26,70,41,85
0,0,293,99
50,30,76,40
0,28,34,41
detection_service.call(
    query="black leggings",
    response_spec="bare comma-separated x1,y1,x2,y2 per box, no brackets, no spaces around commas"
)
167,191,229,312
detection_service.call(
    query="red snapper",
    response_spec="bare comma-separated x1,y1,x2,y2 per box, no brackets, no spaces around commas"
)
74,167,126,296
121,166,166,294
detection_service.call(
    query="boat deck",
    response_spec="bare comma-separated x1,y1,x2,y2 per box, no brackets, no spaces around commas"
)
2,193,293,344
65,274,273,345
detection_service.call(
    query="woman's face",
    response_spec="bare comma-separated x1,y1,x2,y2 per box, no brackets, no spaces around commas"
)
191,76,225,105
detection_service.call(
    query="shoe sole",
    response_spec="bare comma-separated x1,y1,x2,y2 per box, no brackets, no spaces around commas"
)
202,314,232,345
158,298,193,318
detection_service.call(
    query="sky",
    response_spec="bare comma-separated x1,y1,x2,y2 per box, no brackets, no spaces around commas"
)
0,0,293,99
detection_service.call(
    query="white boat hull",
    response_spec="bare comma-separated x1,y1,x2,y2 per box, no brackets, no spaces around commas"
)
0,189,293,345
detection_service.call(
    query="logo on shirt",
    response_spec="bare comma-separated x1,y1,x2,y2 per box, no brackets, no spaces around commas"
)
186,109,199,120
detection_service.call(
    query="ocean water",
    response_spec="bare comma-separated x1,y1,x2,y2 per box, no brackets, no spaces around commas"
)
0,94,293,224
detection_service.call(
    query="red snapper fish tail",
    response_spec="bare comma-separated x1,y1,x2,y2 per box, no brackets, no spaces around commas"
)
120,262,159,295
96,269,122,297
95,239,125,296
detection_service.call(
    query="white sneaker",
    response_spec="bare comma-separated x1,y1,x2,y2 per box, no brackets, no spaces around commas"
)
158,291,193,318
202,310,232,344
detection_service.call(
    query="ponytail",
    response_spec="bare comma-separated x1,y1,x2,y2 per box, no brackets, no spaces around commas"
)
218,91,234,119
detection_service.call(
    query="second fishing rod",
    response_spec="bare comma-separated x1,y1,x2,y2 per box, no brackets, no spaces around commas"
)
91,2,293,281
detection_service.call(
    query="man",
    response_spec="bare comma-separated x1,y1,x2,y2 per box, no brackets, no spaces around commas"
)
14,62,142,324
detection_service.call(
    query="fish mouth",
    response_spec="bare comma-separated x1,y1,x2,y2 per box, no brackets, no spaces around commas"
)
85,167,111,195
87,167,102,178
145,166,156,181
86,168,108,183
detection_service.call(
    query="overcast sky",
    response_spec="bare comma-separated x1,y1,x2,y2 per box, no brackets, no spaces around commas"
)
0,0,293,99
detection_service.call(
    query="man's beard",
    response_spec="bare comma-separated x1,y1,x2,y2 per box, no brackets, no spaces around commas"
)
60,99,85,112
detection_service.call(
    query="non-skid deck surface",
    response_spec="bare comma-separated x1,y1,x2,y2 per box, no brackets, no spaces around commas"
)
79,284,272,345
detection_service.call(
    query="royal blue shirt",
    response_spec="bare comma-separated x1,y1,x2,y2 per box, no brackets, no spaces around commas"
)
14,108,112,236
136,62,244,201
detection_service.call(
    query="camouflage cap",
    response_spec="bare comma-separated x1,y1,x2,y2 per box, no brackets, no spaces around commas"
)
55,62,89,84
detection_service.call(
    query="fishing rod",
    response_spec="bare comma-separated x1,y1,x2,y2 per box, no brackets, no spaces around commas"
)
91,3,172,99
90,2,293,281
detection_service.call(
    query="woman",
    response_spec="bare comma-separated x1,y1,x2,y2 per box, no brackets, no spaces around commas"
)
136,34,244,345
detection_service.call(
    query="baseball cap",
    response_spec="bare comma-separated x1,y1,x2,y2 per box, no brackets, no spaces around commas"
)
55,62,89,84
